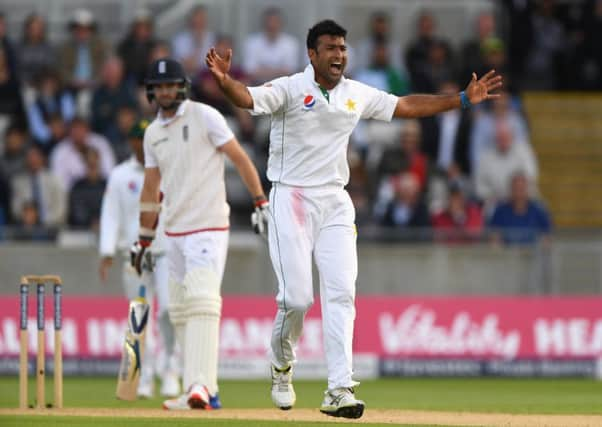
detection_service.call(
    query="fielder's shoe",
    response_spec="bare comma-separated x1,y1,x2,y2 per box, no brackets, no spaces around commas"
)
271,364,296,410
187,383,211,409
209,393,222,409
137,376,154,399
162,393,189,410
160,371,180,397
319,387,365,419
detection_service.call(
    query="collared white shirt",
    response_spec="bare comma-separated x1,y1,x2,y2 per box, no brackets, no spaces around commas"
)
99,156,165,257
171,30,216,70
144,100,234,234
247,64,398,187
50,132,116,190
242,32,300,76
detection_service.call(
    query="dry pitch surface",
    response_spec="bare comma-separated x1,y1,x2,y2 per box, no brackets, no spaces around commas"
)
2,408,601,426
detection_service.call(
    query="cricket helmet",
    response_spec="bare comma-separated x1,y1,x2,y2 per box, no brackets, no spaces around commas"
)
144,58,190,104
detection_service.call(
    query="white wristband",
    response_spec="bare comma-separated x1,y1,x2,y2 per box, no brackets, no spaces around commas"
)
139,227,156,239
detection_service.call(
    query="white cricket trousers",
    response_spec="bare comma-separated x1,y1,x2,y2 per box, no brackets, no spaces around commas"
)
268,183,358,390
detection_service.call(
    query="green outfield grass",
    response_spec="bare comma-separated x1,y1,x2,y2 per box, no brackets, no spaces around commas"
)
1,376,602,426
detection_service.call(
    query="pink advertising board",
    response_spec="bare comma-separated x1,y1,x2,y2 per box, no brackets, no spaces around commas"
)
1,295,601,361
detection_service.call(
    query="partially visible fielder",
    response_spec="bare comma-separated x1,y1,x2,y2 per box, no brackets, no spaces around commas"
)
131,58,268,410
206,19,502,419
99,119,180,398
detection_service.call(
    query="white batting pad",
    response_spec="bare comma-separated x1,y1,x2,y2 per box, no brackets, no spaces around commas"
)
181,268,222,395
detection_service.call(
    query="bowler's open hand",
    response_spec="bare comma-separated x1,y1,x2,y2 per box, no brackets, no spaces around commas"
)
465,70,503,105
206,47,232,85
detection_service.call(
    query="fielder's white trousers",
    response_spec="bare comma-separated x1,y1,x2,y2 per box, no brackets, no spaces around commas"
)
268,183,358,390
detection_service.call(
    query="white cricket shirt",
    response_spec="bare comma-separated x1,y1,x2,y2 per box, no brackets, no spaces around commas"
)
248,64,398,187
99,156,165,257
144,100,234,234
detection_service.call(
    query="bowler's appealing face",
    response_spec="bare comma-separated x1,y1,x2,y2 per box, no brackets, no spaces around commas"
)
309,35,348,87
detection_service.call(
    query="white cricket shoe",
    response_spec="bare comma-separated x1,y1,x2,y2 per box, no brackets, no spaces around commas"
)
162,393,189,410
160,371,180,397
187,383,211,409
319,387,365,419
271,364,296,410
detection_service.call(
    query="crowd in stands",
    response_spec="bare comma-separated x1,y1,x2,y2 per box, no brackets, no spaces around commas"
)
3,0,591,245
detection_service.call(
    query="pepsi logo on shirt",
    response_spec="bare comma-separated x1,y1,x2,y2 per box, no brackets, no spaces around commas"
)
303,95,316,110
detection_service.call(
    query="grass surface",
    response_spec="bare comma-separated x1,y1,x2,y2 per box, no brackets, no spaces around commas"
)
1,376,602,426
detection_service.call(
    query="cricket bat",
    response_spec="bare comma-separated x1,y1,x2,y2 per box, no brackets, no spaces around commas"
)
116,282,150,400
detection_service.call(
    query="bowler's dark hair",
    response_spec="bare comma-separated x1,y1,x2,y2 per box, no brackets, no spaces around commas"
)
306,20,347,51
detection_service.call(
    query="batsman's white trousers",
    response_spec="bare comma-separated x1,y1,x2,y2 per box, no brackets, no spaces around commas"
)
166,230,228,285
268,183,358,390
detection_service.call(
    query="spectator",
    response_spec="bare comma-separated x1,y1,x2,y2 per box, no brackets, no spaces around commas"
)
42,113,69,156
192,34,254,141
377,119,428,189
50,117,115,190
148,39,171,64
90,56,138,145
427,162,474,215
117,8,157,85
521,0,566,90
479,37,510,86
489,172,552,245
0,46,26,131
470,91,529,173
0,12,17,76
12,200,56,240
242,7,300,84
353,40,409,96
474,118,538,212
375,172,430,230
419,79,472,175
0,125,29,177
432,181,483,243
460,11,498,80
353,44,410,169
68,146,106,229
18,13,56,86
354,11,404,73
58,8,107,92
11,145,65,227
405,10,455,92
171,5,215,75
26,68,76,150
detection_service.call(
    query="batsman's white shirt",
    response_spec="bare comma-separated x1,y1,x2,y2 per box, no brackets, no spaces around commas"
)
248,64,397,187
248,64,397,390
144,99,234,235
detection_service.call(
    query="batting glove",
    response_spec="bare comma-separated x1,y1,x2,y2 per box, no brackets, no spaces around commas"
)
251,196,269,240
130,236,153,276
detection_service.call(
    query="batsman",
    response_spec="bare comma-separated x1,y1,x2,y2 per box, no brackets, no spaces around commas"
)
131,57,267,410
